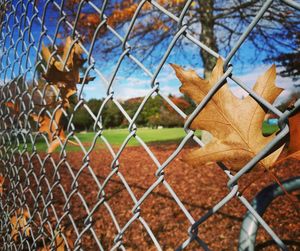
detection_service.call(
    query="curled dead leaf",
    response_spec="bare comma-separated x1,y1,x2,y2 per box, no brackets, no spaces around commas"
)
30,110,78,153
30,109,63,142
40,226,74,251
41,36,95,106
10,209,31,241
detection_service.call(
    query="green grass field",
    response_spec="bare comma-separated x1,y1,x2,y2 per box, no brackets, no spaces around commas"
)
262,121,279,135
22,128,201,152
17,122,278,153
79,127,199,146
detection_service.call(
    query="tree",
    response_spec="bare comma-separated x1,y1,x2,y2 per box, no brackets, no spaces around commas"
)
102,101,124,128
87,98,103,116
61,0,299,78
267,31,300,81
71,99,103,131
72,105,92,131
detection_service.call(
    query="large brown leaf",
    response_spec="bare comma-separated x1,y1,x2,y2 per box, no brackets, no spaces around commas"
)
171,58,284,171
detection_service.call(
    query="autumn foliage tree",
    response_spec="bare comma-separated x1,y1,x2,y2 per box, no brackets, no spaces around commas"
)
60,0,299,78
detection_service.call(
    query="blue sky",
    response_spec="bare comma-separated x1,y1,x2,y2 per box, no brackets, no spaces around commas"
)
2,0,299,106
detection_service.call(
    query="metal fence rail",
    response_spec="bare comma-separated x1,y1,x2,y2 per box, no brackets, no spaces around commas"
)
0,0,299,250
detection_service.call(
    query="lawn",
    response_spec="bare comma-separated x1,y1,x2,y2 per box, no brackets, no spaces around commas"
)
19,123,278,153
79,127,201,145
22,128,201,152
262,121,279,135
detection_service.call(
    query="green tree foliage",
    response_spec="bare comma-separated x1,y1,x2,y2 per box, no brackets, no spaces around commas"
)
72,95,196,130
71,95,196,131
72,106,93,131
102,101,124,128
71,99,102,131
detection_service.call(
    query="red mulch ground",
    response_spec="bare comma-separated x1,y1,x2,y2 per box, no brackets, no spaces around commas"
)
2,143,300,250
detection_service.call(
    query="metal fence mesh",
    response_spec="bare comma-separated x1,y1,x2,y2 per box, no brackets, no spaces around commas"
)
0,0,299,250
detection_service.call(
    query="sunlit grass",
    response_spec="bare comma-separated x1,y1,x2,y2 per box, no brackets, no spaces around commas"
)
15,122,277,153
262,121,279,136
17,128,201,153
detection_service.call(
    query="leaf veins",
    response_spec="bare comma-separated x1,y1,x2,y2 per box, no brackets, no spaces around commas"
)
171,58,285,171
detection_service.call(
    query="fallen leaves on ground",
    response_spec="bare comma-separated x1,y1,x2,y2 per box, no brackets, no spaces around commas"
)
26,145,299,250
171,58,284,171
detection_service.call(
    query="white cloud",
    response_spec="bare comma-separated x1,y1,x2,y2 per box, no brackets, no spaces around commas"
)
84,63,299,104
83,86,97,91
160,85,181,96
114,87,149,100
115,76,150,87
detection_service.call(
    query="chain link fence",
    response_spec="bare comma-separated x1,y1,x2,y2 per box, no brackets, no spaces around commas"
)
0,0,299,250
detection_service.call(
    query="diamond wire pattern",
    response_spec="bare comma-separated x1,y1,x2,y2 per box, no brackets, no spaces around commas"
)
0,0,299,250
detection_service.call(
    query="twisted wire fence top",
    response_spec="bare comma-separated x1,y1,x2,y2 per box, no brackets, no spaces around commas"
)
0,0,299,250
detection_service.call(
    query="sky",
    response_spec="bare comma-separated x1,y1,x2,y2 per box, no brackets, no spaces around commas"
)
1,0,299,106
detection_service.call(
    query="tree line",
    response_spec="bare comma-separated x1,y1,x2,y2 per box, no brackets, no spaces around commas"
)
71,95,195,131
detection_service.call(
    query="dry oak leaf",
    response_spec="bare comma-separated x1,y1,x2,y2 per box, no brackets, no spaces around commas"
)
30,110,78,153
171,58,284,172
41,36,95,103
10,210,31,241
0,174,4,196
41,36,83,72
41,37,82,97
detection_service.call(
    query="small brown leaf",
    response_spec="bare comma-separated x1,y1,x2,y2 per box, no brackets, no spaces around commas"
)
30,109,63,141
10,210,31,241
31,110,78,153
0,174,4,196
40,226,74,251
5,101,20,115
172,58,284,171
80,76,96,84
48,137,68,154
30,110,64,153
